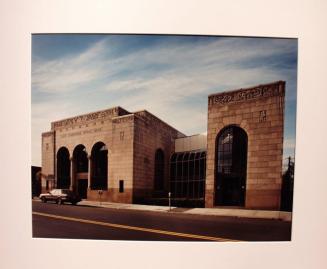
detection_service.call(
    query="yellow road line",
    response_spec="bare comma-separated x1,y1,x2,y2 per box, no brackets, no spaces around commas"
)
32,211,241,242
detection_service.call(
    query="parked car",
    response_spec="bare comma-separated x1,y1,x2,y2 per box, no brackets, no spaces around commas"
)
39,189,81,205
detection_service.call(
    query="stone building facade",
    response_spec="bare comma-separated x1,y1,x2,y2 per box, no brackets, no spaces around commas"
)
41,107,184,204
205,81,285,209
41,81,286,210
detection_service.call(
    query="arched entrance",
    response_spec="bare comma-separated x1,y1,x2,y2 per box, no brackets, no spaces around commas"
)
73,144,88,198
215,126,247,206
91,142,108,190
154,149,165,191
56,147,70,189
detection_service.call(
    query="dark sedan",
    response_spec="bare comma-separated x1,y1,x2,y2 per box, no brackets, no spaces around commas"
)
39,189,81,205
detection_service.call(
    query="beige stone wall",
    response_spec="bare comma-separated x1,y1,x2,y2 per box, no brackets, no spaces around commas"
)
42,106,134,202
41,106,184,204
175,134,207,152
132,111,185,202
41,131,55,191
53,107,124,196
53,106,129,155
205,81,285,209
106,114,135,203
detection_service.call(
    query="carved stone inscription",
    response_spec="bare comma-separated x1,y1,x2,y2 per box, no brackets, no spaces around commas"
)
60,128,102,138
52,107,118,129
209,83,284,106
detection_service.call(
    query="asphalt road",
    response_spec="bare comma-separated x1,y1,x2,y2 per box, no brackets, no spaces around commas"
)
32,201,292,241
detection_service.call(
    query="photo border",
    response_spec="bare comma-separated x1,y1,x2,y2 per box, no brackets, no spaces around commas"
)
1,1,327,268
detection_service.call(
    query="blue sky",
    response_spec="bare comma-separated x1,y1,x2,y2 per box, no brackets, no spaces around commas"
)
32,34,297,166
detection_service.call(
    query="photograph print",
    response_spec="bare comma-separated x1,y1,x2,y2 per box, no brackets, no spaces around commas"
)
31,34,297,241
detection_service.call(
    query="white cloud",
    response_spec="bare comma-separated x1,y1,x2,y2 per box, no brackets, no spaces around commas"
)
31,36,297,165
32,37,296,94
32,39,111,93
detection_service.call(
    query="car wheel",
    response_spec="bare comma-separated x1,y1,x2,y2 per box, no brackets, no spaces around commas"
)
41,197,46,203
57,198,62,205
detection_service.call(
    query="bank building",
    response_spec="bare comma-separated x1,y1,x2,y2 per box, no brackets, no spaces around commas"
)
41,81,286,209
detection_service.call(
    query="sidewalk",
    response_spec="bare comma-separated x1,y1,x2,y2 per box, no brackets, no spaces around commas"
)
33,198,291,221
78,200,292,221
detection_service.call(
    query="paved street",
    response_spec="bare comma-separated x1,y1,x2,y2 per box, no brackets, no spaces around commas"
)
32,201,292,241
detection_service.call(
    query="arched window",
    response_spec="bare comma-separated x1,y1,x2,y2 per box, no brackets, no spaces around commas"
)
154,149,165,190
56,147,70,189
73,144,88,173
215,126,247,206
91,142,108,190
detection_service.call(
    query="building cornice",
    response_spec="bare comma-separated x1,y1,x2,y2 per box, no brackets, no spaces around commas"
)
208,81,285,106
51,106,130,130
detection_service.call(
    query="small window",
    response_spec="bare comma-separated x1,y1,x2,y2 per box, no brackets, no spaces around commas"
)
119,180,124,193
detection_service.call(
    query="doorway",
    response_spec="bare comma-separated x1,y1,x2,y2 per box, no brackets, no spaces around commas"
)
215,126,247,206
78,179,88,199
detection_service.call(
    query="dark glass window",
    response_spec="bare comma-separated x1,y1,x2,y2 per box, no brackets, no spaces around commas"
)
91,142,108,190
56,147,70,189
154,149,165,190
169,150,206,206
215,126,247,206
119,180,124,193
73,145,88,173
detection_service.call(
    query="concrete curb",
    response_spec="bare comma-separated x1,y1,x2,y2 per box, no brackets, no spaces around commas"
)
33,198,292,221
78,200,292,221
184,208,292,221
79,200,177,213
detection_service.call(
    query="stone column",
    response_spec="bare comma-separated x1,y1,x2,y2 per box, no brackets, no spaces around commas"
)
54,160,58,188
70,157,74,190
87,155,92,189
